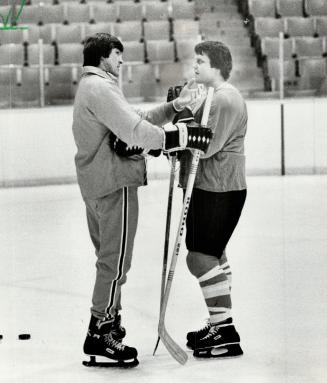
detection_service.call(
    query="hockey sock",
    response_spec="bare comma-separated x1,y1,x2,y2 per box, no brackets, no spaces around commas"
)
187,251,232,325
218,250,232,290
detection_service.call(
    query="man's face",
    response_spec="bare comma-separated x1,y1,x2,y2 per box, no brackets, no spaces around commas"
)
193,52,217,85
100,48,123,77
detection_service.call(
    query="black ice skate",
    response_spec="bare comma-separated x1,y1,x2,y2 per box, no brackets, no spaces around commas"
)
111,312,126,342
193,323,243,359
186,318,233,350
83,315,138,368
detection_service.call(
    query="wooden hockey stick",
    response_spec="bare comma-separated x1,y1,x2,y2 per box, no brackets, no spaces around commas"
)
153,155,177,356
158,87,215,365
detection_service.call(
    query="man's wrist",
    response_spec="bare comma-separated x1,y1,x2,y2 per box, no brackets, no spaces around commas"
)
172,98,185,112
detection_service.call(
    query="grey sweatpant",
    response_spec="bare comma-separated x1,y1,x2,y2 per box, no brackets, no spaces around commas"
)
84,186,138,319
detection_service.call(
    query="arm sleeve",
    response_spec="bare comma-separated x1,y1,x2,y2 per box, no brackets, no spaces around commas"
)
134,101,176,126
200,94,233,159
89,81,165,150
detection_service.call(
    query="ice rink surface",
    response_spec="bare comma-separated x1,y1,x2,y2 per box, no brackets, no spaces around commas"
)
0,174,326,383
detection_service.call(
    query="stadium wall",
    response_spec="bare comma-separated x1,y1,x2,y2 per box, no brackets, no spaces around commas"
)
0,98,327,187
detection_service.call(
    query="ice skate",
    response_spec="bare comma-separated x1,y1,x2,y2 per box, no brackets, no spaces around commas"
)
193,323,243,359
83,315,138,368
186,317,233,350
111,312,126,342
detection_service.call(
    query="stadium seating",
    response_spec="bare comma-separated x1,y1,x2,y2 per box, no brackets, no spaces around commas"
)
276,0,304,17
173,19,200,40
57,43,83,66
170,0,195,20
176,38,201,61
146,40,175,63
260,37,294,60
143,1,169,21
39,4,65,25
0,67,16,108
84,23,114,37
19,4,41,25
293,36,325,58
297,57,327,90
304,0,327,16
316,17,327,37
122,41,145,64
27,43,56,66
116,1,143,22
55,24,83,44
0,43,25,66
265,58,297,90
248,0,276,18
44,66,78,105
89,3,117,24
13,67,40,106
285,17,315,37
113,21,142,42
143,20,170,41
65,4,90,24
254,17,285,38
0,28,28,45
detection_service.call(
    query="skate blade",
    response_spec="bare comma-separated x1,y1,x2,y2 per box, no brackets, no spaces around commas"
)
83,355,139,368
193,344,243,359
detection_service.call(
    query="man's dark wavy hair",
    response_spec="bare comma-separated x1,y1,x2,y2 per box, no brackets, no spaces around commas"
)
83,33,124,67
194,41,232,80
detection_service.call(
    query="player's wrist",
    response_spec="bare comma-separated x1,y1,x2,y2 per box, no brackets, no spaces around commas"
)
172,98,185,112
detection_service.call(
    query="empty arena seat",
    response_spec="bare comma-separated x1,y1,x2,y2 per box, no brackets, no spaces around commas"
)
293,36,324,58
85,22,114,37
19,4,42,25
27,43,56,66
122,41,145,64
89,3,117,24
0,28,28,44
285,17,315,37
143,1,169,21
254,17,285,38
13,66,40,106
65,3,90,24
0,43,25,66
39,4,65,25
0,66,16,108
248,0,276,17
113,21,142,42
276,0,304,17
57,43,83,65
146,40,175,63
173,19,200,40
55,24,83,44
261,37,294,59
170,0,195,20
297,57,327,90
38,24,56,44
316,17,327,37
143,20,170,41
266,58,296,87
176,38,199,61
45,65,78,104
116,1,143,22
305,0,327,16
24,25,42,44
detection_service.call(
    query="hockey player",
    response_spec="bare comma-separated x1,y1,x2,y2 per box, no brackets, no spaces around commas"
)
178,41,247,359
72,33,212,367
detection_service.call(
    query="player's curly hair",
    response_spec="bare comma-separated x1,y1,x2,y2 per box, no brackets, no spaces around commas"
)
194,41,232,80
83,33,124,67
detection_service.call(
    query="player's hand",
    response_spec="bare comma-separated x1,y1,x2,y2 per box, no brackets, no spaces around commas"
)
174,79,200,110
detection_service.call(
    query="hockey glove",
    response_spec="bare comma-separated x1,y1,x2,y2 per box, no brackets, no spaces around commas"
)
109,133,162,157
163,121,212,153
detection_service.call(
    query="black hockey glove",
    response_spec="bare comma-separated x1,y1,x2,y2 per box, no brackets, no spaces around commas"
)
163,121,212,153
109,133,162,158
167,85,184,102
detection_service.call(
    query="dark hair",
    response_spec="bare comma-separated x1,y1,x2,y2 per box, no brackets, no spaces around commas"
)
194,41,232,80
83,33,124,67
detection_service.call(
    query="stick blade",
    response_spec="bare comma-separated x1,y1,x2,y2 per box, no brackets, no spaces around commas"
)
159,325,188,365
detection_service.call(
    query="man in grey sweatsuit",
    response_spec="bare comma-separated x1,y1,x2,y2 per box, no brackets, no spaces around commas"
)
72,33,210,365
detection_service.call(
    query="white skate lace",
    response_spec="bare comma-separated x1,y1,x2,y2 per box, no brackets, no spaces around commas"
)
202,325,219,340
195,319,211,334
104,334,125,351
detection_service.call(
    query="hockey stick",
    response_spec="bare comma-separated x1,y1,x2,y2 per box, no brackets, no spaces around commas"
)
153,155,177,356
158,87,215,365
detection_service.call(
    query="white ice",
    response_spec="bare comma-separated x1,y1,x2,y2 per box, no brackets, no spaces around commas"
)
0,175,327,383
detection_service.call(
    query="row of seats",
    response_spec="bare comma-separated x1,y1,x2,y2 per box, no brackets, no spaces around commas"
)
0,38,200,66
0,62,195,107
264,57,327,94
253,16,327,38
1,1,197,25
241,0,327,18
260,36,327,60
0,20,200,44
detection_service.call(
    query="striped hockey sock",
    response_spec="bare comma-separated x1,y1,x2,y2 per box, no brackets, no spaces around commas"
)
198,264,232,325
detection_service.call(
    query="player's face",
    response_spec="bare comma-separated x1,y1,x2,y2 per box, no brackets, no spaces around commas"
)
193,53,217,85
100,48,123,77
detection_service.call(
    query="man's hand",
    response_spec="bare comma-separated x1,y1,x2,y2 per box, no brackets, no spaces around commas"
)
173,79,201,111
